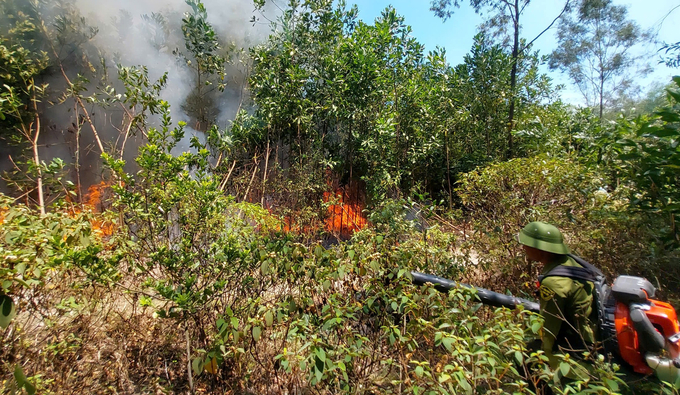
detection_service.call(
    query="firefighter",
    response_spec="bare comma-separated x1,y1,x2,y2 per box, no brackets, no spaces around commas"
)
518,221,597,372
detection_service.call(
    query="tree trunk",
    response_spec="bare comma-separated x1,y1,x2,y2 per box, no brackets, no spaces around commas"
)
261,129,270,206
506,0,520,160
31,125,45,216
599,73,605,120
445,128,453,210
31,94,45,216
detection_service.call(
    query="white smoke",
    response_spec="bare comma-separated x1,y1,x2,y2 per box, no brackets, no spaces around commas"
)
30,0,279,189
74,0,274,131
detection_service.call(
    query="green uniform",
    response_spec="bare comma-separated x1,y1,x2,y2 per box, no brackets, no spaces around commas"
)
538,254,597,368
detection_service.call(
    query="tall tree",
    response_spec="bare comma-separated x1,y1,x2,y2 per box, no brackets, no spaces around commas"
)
660,41,680,68
430,0,570,158
176,0,228,131
549,0,650,119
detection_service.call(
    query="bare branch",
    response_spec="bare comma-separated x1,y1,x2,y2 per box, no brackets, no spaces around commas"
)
520,0,571,53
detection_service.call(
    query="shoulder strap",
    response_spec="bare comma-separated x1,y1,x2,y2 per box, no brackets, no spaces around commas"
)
538,254,603,284
567,254,604,277
538,265,598,283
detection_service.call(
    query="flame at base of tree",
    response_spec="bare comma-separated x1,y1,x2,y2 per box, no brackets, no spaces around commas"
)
274,179,368,238
68,181,117,237
323,181,367,239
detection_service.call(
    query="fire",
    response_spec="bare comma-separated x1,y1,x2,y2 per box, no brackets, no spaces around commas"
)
273,180,368,238
86,181,109,212
323,182,367,238
85,181,116,237
68,181,116,237
279,215,320,235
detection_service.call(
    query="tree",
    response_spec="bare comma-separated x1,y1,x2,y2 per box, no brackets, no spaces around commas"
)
0,39,49,214
549,0,650,120
660,41,680,68
452,33,557,169
612,77,680,245
176,0,228,131
430,0,570,158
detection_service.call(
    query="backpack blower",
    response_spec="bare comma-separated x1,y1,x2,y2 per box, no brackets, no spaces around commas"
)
411,255,680,387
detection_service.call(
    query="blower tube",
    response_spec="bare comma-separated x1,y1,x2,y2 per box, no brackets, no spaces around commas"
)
410,272,540,313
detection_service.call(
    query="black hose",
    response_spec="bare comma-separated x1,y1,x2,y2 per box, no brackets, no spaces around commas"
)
410,272,540,313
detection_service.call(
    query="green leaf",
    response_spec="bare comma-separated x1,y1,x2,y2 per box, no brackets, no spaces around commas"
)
216,318,227,334
5,230,21,244
264,310,274,327
316,348,326,362
455,371,472,394
441,337,454,352
15,262,26,276
514,351,523,365
605,378,619,391
192,357,203,376
415,365,424,377
559,362,570,377
260,261,270,275
252,326,262,341
14,365,36,395
0,295,16,329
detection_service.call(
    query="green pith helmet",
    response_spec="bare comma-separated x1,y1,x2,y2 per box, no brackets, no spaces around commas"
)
518,221,570,255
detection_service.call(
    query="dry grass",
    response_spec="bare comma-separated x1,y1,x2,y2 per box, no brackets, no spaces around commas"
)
1,275,190,394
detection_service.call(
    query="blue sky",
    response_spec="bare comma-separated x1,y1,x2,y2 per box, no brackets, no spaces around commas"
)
347,0,680,104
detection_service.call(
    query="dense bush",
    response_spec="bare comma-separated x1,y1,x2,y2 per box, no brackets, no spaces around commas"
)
1,0,679,393
611,77,680,246
456,155,680,305
0,194,120,393
1,193,629,393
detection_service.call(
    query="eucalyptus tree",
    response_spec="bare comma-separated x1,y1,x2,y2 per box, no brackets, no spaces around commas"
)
660,42,680,68
549,0,650,119
430,0,571,158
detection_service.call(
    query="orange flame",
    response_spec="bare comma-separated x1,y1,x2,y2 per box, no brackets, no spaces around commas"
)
86,181,116,237
323,182,367,238
324,188,368,238
67,181,116,237
260,173,368,238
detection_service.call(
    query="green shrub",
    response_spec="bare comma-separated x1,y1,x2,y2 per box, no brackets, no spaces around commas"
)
0,194,117,393
456,155,680,303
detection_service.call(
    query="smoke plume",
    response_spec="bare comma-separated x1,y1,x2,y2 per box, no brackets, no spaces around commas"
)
1,0,278,195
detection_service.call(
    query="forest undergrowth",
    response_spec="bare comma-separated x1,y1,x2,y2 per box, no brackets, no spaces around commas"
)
2,151,679,394
2,0,680,393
